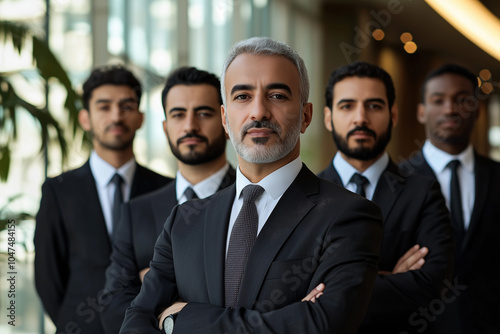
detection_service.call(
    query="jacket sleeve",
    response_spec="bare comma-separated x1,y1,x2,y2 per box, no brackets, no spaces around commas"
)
120,199,383,334
362,180,455,325
34,180,69,322
101,203,143,334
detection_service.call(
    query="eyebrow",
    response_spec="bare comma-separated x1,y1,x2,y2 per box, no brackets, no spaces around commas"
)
95,97,137,104
168,106,217,114
336,98,386,106
429,90,471,97
230,83,293,96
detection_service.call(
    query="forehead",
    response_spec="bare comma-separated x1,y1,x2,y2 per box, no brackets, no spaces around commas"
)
225,54,300,92
425,73,475,96
333,77,387,102
90,84,137,102
165,84,220,106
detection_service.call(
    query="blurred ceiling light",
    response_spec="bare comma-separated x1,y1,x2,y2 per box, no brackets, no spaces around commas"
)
425,0,500,61
481,82,494,94
372,29,385,41
479,69,492,81
400,32,413,44
404,41,417,54
0,0,45,20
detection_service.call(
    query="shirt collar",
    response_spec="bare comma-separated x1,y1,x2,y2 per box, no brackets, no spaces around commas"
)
89,150,136,187
333,152,389,187
235,157,302,201
176,163,230,200
422,140,474,173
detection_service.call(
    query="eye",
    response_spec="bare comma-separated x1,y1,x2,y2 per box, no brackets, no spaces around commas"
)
338,103,352,110
234,94,250,101
170,112,184,119
197,111,213,118
367,103,383,110
270,93,288,100
430,98,444,105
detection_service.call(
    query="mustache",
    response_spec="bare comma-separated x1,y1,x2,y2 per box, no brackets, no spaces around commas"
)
105,122,129,132
437,115,462,125
177,133,208,146
241,120,281,135
347,125,376,139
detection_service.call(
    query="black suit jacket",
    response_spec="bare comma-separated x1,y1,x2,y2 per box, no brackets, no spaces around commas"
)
401,151,500,334
318,159,455,334
120,165,384,334
34,161,171,334
101,167,236,334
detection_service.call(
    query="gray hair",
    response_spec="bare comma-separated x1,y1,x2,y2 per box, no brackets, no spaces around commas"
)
220,37,310,107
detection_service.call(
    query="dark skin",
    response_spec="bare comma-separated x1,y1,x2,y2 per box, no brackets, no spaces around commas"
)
417,73,479,155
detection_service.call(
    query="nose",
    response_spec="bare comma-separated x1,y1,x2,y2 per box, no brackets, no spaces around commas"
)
249,94,271,121
443,99,458,115
110,104,128,122
353,105,368,126
183,111,200,133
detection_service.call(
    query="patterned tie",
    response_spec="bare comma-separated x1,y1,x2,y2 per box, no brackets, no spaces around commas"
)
110,173,124,241
184,187,198,200
448,160,465,251
225,185,264,308
350,173,369,197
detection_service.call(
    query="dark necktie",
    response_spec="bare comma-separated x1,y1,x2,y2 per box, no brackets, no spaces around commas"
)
225,185,264,308
184,187,198,200
448,160,465,251
111,173,124,241
350,173,369,197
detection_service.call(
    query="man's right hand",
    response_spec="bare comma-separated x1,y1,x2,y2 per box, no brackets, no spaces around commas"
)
379,244,428,275
301,283,325,303
139,267,150,283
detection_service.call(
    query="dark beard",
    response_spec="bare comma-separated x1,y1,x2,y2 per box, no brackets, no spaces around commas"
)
168,129,226,165
332,120,392,161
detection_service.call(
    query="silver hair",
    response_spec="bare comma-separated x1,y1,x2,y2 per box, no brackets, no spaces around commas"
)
220,36,310,107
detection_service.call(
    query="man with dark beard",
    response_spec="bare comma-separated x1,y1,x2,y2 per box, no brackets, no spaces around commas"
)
318,61,454,334
34,65,171,334
101,67,236,334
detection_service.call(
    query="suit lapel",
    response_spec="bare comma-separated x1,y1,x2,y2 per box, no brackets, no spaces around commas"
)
78,162,111,249
237,166,317,308
463,153,488,250
153,182,178,235
410,151,436,179
218,166,237,191
204,185,235,306
372,160,406,221
317,162,343,187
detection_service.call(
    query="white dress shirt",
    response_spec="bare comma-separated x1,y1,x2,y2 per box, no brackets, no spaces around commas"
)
422,140,475,230
175,163,230,204
332,152,389,201
89,151,136,235
226,157,302,255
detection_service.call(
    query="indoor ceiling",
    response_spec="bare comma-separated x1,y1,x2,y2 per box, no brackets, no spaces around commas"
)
322,0,500,78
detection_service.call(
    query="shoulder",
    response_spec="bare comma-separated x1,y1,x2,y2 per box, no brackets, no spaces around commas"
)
129,181,176,209
134,164,173,184
43,163,91,189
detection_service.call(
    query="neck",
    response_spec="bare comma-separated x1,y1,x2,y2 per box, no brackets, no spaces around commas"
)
238,145,300,183
178,154,227,185
340,151,383,173
94,146,134,169
430,138,469,156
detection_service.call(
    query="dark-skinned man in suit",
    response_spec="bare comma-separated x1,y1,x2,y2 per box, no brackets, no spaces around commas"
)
401,63,500,334
101,66,236,334
120,37,384,334
318,61,454,333
34,65,171,334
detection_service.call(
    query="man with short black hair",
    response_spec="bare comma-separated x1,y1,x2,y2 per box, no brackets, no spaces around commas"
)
319,61,454,334
101,67,236,334
34,65,171,334
404,63,500,334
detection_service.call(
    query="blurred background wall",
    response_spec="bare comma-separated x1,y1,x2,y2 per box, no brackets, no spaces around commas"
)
0,0,499,332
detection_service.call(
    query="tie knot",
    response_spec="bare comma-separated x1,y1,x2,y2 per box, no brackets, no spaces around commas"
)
447,159,461,172
184,187,198,200
241,185,264,203
110,173,123,186
350,173,369,187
